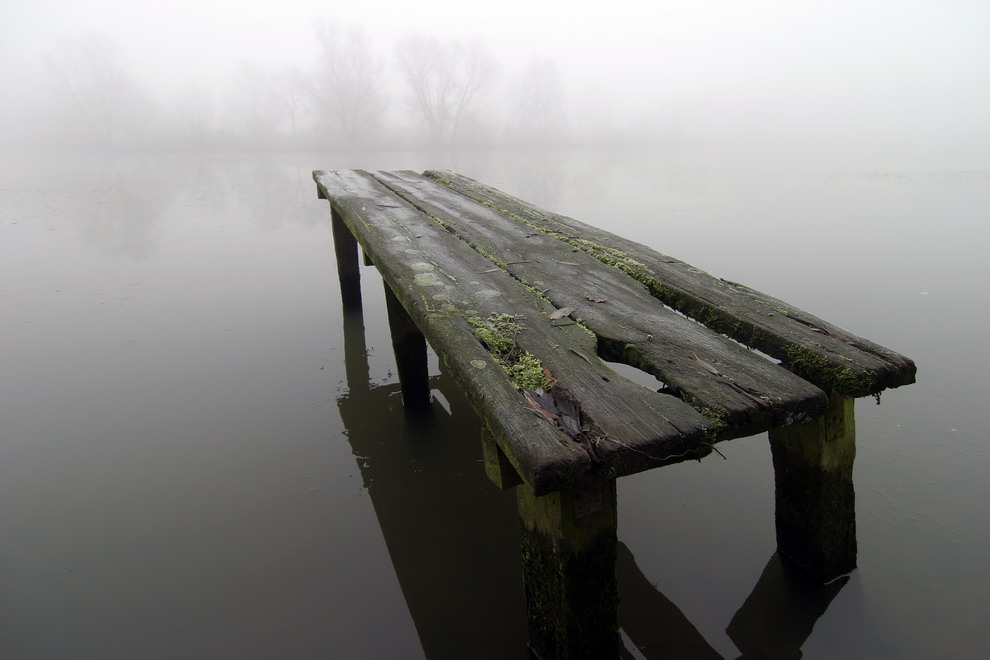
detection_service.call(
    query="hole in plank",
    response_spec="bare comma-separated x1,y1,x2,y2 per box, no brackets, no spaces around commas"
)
663,305,783,365
602,360,669,393
431,389,452,415
750,346,782,364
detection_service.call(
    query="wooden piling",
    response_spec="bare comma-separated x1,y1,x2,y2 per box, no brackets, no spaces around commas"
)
341,310,370,395
481,429,524,489
383,283,431,410
331,207,362,310
768,394,857,581
516,479,619,659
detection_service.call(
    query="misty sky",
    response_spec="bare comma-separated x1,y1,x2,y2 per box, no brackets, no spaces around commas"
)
4,0,990,150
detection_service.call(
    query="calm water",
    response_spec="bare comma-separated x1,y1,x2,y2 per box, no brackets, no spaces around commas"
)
1,147,987,658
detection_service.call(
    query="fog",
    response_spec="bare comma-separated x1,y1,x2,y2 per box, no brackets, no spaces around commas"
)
3,0,989,153
4,3,990,659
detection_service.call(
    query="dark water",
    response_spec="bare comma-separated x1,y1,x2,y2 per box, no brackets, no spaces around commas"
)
1,148,987,658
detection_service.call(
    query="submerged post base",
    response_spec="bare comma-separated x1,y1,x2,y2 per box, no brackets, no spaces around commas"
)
516,480,619,659
383,283,431,410
769,394,857,581
331,208,362,310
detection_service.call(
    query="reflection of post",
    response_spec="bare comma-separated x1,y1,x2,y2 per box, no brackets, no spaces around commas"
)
516,479,619,659
616,542,721,659
331,207,362,310
335,372,529,656
383,283,431,409
727,552,848,659
768,394,856,581
341,309,370,394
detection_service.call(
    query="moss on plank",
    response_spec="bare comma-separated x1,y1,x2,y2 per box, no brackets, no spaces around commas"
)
690,404,728,441
506,353,550,391
784,344,877,397
468,314,553,391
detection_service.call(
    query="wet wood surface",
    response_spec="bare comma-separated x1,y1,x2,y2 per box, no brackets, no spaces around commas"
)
424,170,916,398
375,169,827,437
314,169,915,493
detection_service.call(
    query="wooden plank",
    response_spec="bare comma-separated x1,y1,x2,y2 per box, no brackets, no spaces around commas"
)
424,170,917,398
372,170,828,437
313,169,716,494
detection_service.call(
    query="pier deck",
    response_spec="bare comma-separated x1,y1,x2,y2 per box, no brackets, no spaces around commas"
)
314,168,915,658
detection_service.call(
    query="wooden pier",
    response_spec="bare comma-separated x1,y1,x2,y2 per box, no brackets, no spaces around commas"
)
314,169,916,659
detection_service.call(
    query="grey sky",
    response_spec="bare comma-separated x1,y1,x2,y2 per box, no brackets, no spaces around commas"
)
4,0,989,149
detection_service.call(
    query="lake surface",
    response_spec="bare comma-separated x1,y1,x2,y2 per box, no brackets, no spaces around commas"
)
1,147,987,658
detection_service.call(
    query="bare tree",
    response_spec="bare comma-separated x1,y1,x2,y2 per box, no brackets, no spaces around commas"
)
45,32,145,146
226,62,281,141
276,66,309,138
395,35,499,146
174,85,217,142
517,57,565,144
310,23,386,145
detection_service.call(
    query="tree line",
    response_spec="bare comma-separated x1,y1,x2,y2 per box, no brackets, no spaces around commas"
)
34,25,574,151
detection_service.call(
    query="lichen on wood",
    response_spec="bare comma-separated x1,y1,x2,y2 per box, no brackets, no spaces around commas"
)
467,314,553,391
783,345,877,398
426,169,916,398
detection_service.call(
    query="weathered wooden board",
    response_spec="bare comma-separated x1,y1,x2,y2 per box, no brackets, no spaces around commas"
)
372,170,827,437
424,170,917,398
314,169,719,494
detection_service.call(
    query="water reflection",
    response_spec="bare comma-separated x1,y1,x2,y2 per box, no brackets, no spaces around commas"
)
28,154,330,262
727,554,848,660
0,148,983,658
500,150,565,210
336,299,849,658
617,541,721,659
336,309,529,659
61,155,169,259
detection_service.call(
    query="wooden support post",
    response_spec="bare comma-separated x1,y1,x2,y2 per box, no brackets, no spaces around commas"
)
768,394,857,582
516,479,619,660
331,207,362,310
481,429,523,489
383,283,431,410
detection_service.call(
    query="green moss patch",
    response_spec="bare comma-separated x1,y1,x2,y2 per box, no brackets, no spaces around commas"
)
784,345,876,397
468,314,553,391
